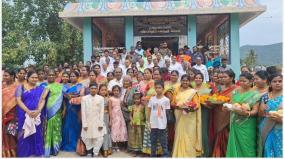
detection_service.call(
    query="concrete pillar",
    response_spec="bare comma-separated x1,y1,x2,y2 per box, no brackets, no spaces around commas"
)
187,15,197,49
230,13,241,78
125,16,134,51
83,17,92,63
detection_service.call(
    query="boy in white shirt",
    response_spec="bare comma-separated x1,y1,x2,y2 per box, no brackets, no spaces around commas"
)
147,80,170,157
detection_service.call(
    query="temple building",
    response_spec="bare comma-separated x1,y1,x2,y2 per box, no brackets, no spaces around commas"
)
59,0,266,76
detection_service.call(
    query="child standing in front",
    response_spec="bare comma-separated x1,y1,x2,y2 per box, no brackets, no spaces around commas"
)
128,91,145,156
109,85,128,152
148,80,170,157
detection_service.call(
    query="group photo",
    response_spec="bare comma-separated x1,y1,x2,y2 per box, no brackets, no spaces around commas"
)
2,0,283,158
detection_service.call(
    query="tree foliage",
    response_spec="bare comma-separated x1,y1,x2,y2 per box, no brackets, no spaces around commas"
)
2,0,83,70
242,49,258,69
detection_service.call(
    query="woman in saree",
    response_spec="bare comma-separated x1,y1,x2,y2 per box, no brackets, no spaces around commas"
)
15,68,27,85
107,72,114,83
209,71,221,93
126,68,138,86
258,73,282,157
37,69,47,87
212,69,237,157
61,71,85,151
172,74,202,157
15,71,49,157
138,68,154,95
93,64,108,86
78,66,90,88
192,72,215,157
137,71,144,84
84,70,97,95
164,70,180,151
2,70,18,157
122,76,138,129
164,70,180,91
61,72,70,85
253,70,268,156
132,67,140,87
225,72,260,157
253,70,268,95
44,70,64,157
187,68,196,85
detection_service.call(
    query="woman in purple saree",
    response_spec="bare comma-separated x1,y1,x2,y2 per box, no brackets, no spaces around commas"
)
15,71,49,157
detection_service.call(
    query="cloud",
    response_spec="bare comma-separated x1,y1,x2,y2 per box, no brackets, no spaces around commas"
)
240,0,282,46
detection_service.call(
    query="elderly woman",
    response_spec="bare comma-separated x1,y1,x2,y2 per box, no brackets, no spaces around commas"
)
121,75,136,124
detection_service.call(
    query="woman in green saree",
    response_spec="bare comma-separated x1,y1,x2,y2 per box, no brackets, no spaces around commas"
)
226,72,261,157
44,70,64,157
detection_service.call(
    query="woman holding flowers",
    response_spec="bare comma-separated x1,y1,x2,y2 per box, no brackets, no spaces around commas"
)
226,72,260,157
193,72,215,157
258,73,282,157
172,74,202,157
212,69,237,157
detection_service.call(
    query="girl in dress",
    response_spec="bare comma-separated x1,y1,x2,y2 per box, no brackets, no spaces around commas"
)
109,85,128,152
99,84,112,157
128,92,145,156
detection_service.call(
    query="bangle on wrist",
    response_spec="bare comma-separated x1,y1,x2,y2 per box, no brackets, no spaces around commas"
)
248,111,251,117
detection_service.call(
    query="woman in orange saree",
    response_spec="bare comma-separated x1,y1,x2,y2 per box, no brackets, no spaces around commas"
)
2,70,18,157
212,69,237,157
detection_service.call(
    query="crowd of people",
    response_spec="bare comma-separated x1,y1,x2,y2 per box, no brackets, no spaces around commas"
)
2,41,283,158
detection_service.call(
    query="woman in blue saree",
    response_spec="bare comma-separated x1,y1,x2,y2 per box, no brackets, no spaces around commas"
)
258,73,282,157
15,71,49,157
61,71,85,151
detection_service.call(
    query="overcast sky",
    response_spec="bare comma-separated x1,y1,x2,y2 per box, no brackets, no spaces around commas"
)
240,0,283,46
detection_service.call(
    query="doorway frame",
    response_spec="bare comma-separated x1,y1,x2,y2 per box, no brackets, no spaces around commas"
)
140,36,180,54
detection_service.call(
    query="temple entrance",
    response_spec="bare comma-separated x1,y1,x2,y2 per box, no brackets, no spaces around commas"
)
141,37,179,55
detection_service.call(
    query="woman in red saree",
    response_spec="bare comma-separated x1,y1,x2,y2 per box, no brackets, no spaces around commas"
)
212,69,237,157
2,70,18,157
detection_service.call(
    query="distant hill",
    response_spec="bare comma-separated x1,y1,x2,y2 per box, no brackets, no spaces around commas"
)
240,43,282,66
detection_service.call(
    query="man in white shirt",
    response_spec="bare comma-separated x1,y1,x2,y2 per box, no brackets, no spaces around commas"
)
156,53,165,68
169,56,183,72
81,83,106,157
137,58,146,72
193,57,209,82
100,50,114,67
108,68,123,91
101,63,112,77
121,59,132,76
114,56,123,68
165,59,171,72
145,55,154,69
90,55,99,68
120,48,128,64
135,44,144,57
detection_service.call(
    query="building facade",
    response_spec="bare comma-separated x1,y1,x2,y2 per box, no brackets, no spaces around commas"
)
59,0,266,77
